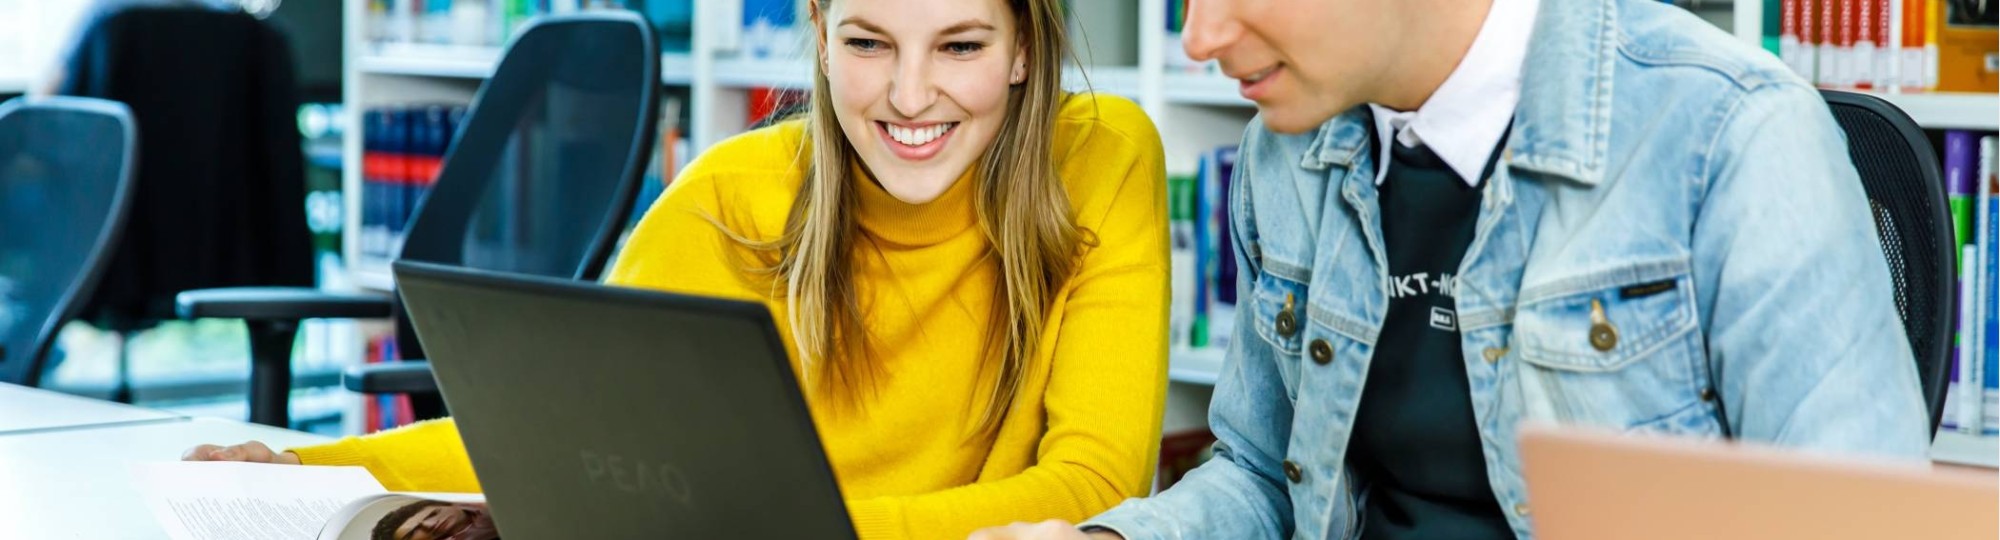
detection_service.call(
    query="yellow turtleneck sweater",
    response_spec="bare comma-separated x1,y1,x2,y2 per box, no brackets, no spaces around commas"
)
288,93,1168,540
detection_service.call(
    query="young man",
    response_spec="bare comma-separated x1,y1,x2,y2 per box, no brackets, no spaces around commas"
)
974,0,1929,537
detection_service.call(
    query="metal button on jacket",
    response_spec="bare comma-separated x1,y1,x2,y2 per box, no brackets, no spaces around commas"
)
1276,293,1299,337
1309,339,1333,365
1589,298,1619,352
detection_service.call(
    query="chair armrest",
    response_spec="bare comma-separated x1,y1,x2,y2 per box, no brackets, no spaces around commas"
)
177,287,393,320
343,361,439,394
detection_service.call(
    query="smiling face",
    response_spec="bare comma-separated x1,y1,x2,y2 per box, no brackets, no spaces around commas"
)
820,0,1028,204
1182,0,1402,134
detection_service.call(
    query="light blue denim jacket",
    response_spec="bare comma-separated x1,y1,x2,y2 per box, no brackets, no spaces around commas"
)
1084,0,1931,537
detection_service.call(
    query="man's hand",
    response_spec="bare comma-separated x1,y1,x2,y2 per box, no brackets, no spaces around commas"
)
967,520,1123,540
180,441,302,465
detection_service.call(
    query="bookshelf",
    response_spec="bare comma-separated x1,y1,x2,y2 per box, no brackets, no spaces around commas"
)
1728,0,1998,131
338,2,1997,426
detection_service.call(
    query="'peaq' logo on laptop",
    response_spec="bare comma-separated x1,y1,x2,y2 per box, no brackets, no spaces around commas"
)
580,450,694,505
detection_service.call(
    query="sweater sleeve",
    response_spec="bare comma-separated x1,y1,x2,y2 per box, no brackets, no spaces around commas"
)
287,418,481,493
843,104,1171,540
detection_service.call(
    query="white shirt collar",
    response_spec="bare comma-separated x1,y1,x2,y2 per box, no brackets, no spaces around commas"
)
1369,0,1540,187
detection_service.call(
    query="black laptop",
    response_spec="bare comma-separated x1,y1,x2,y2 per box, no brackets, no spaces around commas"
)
392,260,857,539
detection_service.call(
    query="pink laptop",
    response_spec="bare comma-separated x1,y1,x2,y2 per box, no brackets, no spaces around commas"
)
1519,424,1998,540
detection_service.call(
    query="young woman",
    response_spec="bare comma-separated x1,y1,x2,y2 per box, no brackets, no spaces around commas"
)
186,0,1171,537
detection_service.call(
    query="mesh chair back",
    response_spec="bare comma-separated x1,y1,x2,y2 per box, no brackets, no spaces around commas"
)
0,97,137,385
391,13,658,362
1822,89,1955,434
399,12,659,281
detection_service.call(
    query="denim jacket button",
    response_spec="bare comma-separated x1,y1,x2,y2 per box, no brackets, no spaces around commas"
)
1588,298,1619,351
1276,311,1298,337
1282,460,1303,483
1309,339,1333,365
1700,387,1716,402
1514,503,1531,516
1589,323,1618,351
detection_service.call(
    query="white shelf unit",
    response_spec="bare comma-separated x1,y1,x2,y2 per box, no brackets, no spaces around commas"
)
1726,2,1997,131
1931,431,2000,469
1874,92,2000,131
341,2,1989,395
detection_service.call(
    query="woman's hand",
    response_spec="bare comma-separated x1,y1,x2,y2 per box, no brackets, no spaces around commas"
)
180,441,302,465
967,520,1122,540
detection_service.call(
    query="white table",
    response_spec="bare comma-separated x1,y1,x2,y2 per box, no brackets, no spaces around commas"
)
0,383,182,434
0,417,331,539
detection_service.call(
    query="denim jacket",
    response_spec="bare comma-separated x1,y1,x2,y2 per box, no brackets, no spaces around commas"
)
1085,0,1931,537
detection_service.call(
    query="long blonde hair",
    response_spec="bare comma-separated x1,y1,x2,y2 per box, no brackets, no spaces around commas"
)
733,0,1083,434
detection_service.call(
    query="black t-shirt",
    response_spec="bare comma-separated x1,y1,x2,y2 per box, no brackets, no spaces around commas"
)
1348,133,1513,540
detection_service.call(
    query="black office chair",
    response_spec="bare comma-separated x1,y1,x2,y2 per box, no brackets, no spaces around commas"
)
177,12,661,427
1822,90,1955,436
0,97,138,387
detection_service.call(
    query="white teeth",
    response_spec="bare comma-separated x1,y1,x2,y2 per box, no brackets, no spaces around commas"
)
885,122,954,147
1244,66,1277,83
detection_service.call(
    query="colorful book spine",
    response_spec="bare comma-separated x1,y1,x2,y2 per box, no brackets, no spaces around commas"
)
741,0,799,60
1169,174,1196,348
1802,0,1822,82
1190,153,1213,348
363,336,383,433
1951,244,1977,432
1207,147,1239,350
1968,129,1995,435
384,108,413,258
1855,0,1878,88
1900,0,1920,88
1921,0,1938,89
1818,0,1841,86
1948,130,1979,255
1782,0,1804,78
1982,135,1999,435
1874,0,1894,88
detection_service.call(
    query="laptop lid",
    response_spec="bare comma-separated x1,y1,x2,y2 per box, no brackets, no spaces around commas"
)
1520,424,1997,540
392,260,857,539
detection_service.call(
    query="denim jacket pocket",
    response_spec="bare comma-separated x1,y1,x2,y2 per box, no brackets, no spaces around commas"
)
1251,271,1309,401
1511,270,1716,433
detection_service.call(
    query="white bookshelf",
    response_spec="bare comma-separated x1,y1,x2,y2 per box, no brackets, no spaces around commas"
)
1932,430,2000,468
1876,92,2000,131
1725,3,1998,131
1169,347,1226,386
341,1,1994,417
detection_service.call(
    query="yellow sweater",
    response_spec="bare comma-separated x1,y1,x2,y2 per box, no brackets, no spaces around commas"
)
290,93,1168,540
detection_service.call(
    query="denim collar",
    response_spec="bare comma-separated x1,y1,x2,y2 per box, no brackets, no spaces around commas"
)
1301,0,1616,187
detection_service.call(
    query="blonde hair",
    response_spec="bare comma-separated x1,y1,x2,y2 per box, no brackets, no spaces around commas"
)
731,0,1084,435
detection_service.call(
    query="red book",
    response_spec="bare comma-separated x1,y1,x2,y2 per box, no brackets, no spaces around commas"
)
1848,0,1864,87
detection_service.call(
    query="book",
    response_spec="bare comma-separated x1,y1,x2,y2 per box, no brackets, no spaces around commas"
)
1982,134,1999,434
1972,130,1997,435
134,462,492,540
1948,130,1979,252
1946,131,1979,432
1783,0,1809,79
1169,173,1197,348
741,0,800,60
1818,0,1842,86
1951,243,1978,432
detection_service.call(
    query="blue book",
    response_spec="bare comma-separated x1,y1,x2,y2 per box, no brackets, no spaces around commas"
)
1214,146,1240,305
1190,153,1213,348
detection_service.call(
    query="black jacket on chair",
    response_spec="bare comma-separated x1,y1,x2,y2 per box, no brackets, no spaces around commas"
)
58,6,314,330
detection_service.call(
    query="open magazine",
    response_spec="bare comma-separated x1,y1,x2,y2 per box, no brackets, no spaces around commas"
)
132,462,499,540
